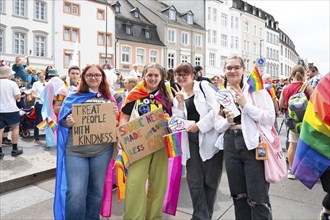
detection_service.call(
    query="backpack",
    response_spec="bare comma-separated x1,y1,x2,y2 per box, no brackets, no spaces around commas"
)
285,83,308,133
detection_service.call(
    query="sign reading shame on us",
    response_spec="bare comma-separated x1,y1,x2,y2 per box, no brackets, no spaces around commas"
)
117,108,169,164
72,103,116,146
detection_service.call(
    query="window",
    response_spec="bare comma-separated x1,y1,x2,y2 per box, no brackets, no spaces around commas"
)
35,1,46,21
14,32,26,55
125,23,132,35
207,29,211,44
207,7,211,21
97,32,111,46
181,55,188,63
63,50,79,68
14,0,26,17
35,35,46,57
63,27,79,42
136,48,145,64
195,34,202,48
97,9,105,20
220,56,227,69
99,53,111,66
221,13,227,27
144,28,151,39
243,21,248,32
121,46,130,63
267,32,269,42
230,36,234,49
259,27,262,37
167,53,175,69
181,32,189,45
0,29,3,53
186,13,193,24
169,9,176,20
235,17,239,29
150,50,158,63
195,56,201,66
230,16,234,28
235,37,239,49
212,30,217,44
253,42,257,54
0,0,5,13
63,1,80,15
243,40,247,51
168,29,175,43
213,8,217,22
221,34,227,47
209,53,215,67
253,25,257,35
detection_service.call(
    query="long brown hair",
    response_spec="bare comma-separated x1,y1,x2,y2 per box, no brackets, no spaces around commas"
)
76,64,111,99
291,65,305,82
142,63,172,108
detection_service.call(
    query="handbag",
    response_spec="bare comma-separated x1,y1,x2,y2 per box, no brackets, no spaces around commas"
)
256,123,287,183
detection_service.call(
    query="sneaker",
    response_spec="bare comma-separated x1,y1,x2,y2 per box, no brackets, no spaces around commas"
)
0,152,4,159
34,137,40,142
287,169,296,180
2,138,12,145
11,149,23,157
319,211,330,220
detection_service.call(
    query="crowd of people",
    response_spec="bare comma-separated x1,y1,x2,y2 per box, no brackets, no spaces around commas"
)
0,56,329,220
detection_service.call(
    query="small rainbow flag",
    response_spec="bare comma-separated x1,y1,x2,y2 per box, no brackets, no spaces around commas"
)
36,118,49,131
115,88,125,94
25,93,34,102
114,150,129,201
48,119,58,132
247,66,264,93
163,131,182,158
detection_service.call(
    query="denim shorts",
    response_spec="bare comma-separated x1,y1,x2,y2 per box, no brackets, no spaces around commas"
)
0,112,20,129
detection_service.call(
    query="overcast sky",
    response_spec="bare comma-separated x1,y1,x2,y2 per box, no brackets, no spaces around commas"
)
248,0,330,74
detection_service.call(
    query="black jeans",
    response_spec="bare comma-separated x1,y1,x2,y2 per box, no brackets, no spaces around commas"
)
186,132,224,220
321,167,330,210
224,129,272,220
34,102,43,138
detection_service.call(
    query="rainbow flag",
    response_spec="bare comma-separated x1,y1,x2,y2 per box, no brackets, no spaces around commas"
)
25,93,34,102
115,88,125,94
265,83,277,99
36,118,49,131
163,131,182,158
48,119,58,132
292,73,330,189
247,66,264,93
114,150,129,202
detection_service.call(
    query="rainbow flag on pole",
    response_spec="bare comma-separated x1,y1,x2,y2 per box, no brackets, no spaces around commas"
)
48,119,58,132
247,66,264,93
114,150,129,202
36,118,49,131
292,73,330,189
163,131,183,158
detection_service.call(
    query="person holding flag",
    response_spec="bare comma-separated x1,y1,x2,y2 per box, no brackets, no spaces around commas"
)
214,56,274,220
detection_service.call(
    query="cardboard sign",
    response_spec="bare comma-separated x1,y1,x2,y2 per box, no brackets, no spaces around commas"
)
117,108,169,164
72,102,117,146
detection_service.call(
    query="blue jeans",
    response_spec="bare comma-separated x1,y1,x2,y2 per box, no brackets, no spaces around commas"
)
34,103,43,138
65,147,113,220
224,129,272,220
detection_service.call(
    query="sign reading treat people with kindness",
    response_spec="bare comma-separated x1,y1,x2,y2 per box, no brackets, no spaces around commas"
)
117,108,169,164
72,103,117,146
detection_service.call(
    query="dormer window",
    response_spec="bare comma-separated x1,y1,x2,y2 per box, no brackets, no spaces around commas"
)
169,8,176,20
112,1,121,14
125,22,132,35
187,14,193,24
131,7,140,18
144,26,151,39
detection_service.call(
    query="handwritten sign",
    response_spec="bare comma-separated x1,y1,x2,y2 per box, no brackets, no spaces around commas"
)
117,108,169,164
215,89,240,117
72,103,116,146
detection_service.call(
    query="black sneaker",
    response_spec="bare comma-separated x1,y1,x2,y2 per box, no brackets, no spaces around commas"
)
0,152,4,159
2,138,12,145
11,149,23,157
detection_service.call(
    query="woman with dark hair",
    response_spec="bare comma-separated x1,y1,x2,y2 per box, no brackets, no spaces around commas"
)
53,64,117,220
119,63,172,220
171,62,223,220
214,56,274,220
44,65,53,81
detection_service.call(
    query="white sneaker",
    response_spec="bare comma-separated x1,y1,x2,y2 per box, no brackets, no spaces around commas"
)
319,210,330,220
287,169,296,180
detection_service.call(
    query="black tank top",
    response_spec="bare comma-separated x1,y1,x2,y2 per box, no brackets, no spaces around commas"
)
185,95,200,122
